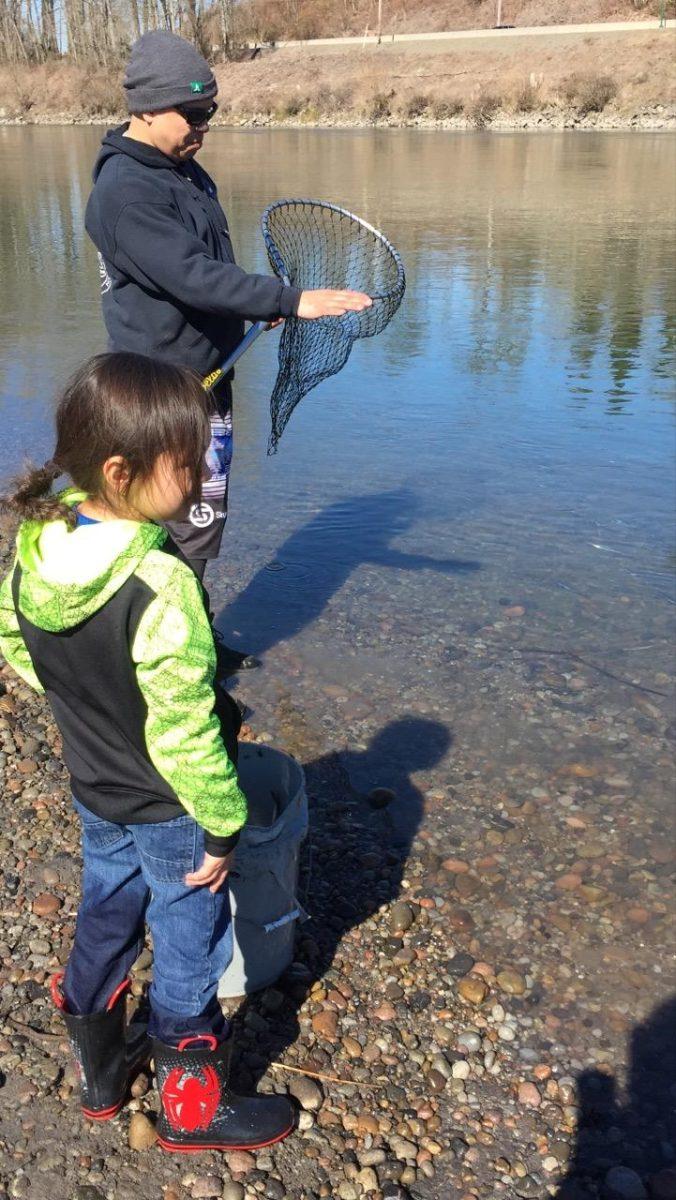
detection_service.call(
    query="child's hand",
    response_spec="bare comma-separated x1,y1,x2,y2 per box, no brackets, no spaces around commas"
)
185,850,235,894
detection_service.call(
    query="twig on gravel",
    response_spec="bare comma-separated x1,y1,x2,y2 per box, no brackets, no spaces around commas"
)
7,1015,62,1049
271,1061,382,1088
519,646,669,698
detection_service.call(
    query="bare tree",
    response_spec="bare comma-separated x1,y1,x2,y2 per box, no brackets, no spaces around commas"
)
128,0,141,38
218,0,232,55
0,0,242,67
41,0,59,54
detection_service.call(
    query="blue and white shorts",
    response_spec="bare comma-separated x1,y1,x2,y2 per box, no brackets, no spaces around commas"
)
165,384,233,561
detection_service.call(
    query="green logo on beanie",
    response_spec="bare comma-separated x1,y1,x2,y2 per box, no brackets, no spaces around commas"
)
190,81,205,94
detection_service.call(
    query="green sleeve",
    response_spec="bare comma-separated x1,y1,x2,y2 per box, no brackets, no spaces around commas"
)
132,558,247,850
0,567,44,694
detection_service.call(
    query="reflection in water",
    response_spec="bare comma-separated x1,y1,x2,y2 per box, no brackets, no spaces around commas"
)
0,128,673,664
1,129,674,414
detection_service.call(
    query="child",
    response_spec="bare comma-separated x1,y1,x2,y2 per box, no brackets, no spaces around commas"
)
0,352,294,1153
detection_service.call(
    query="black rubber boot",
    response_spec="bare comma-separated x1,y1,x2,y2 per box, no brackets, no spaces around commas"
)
154,1034,295,1153
210,616,260,676
51,972,150,1121
213,633,261,676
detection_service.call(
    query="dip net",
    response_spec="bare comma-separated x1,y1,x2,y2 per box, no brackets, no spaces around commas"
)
262,199,406,452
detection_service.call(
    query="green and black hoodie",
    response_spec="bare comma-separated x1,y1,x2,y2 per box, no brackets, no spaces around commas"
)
0,490,247,855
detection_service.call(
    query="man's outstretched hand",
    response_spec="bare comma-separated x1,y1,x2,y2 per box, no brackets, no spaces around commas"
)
297,290,373,319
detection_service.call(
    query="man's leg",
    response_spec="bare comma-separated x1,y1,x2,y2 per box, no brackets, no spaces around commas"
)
163,385,259,672
163,384,232,572
188,557,207,582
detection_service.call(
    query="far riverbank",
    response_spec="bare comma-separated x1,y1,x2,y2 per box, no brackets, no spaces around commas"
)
1,25,674,131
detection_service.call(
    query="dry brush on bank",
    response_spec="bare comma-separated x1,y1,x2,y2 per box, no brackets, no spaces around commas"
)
210,27,675,128
0,26,673,127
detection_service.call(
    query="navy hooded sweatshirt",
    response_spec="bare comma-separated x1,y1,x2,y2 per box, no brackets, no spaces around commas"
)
85,126,302,378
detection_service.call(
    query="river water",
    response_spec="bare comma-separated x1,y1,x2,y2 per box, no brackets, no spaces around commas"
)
1,127,675,1179
1,128,673,776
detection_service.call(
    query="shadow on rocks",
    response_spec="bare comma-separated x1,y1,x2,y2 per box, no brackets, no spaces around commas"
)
214,487,480,660
556,995,676,1200
229,716,453,1101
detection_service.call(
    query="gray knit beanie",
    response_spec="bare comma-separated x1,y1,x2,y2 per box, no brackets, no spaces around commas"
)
124,30,217,113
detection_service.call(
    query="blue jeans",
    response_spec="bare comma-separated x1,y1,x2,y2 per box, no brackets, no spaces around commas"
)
63,799,232,1045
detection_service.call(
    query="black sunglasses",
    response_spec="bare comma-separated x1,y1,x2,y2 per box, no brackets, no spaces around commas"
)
175,101,218,128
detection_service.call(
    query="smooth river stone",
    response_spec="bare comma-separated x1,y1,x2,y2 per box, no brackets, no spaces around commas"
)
32,893,62,916
497,969,527,996
457,977,488,1006
517,1082,542,1108
604,1166,648,1200
390,902,415,933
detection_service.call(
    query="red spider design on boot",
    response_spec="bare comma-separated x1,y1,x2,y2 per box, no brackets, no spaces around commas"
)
155,1034,295,1153
162,1064,220,1132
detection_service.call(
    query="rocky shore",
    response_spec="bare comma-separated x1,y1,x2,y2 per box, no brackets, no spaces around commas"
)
0,501,675,1200
0,107,674,131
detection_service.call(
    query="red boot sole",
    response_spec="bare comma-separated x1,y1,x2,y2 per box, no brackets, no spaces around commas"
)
80,1054,151,1123
157,1120,295,1154
82,1098,125,1121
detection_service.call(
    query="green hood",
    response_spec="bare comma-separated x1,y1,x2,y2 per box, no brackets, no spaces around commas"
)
14,489,168,632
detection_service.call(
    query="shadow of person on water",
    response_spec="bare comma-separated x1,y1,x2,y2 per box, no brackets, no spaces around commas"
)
214,487,480,660
228,716,453,1096
555,994,676,1200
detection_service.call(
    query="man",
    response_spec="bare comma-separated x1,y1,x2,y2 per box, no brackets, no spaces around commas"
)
85,30,370,667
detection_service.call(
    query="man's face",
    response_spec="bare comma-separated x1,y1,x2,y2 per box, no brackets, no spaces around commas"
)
143,102,215,160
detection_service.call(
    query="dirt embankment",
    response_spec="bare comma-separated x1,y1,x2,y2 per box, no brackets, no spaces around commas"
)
1,26,674,131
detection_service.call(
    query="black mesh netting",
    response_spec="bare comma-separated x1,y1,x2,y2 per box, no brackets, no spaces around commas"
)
262,199,406,452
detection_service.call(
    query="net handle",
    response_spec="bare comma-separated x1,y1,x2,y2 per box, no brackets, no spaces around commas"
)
202,267,291,392
202,318,267,392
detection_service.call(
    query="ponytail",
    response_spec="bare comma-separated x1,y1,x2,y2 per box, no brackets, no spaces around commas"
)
1,352,210,533
0,460,76,528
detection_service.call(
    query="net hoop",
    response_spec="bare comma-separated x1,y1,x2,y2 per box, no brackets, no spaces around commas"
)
261,198,406,303
258,197,406,451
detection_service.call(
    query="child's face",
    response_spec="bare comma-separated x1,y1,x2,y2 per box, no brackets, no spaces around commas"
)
111,452,208,523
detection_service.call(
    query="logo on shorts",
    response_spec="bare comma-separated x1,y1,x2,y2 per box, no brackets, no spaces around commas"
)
189,502,215,529
190,81,205,94
97,252,112,295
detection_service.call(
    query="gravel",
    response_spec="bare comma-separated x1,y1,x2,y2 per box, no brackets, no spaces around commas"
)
0,527,673,1200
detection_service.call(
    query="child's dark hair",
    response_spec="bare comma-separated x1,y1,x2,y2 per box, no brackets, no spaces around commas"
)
1,353,211,528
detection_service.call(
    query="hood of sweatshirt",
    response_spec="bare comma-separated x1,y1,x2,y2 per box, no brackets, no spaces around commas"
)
91,124,181,184
14,490,168,633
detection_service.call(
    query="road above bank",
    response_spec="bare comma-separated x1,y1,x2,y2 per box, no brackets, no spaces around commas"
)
275,17,675,51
